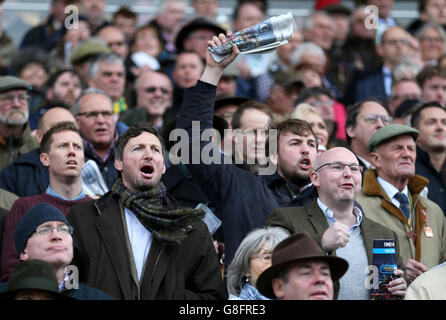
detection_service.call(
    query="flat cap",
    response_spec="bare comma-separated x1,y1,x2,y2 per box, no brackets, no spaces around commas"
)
70,39,111,64
0,76,30,93
273,71,304,88
368,124,419,152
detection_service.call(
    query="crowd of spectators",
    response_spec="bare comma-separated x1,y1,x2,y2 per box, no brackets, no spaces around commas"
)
0,0,445,301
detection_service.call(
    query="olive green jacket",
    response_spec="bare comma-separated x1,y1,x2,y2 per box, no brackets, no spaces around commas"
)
0,125,38,172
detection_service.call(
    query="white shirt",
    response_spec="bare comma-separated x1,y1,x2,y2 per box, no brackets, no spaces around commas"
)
377,176,409,208
124,208,152,281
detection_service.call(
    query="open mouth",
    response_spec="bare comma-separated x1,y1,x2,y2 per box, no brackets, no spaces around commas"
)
140,164,154,176
298,157,312,170
66,160,78,167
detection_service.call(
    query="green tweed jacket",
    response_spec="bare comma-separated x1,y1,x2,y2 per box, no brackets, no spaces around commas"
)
267,199,405,299
267,199,404,268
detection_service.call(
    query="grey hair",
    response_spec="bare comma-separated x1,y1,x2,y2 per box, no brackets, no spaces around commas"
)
72,87,113,115
393,58,423,81
87,53,125,80
290,41,326,67
226,227,290,297
415,22,446,47
302,10,332,31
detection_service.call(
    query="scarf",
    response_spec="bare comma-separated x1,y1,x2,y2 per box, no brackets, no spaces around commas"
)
112,179,204,245
238,283,270,300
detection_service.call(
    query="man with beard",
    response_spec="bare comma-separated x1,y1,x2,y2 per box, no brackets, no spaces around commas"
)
176,33,319,268
411,102,446,214
267,147,407,299
44,69,83,109
0,76,38,171
67,124,226,299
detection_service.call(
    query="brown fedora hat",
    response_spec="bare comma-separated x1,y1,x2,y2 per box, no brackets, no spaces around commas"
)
256,232,349,299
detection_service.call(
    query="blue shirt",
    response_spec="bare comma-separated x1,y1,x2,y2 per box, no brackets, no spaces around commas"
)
377,176,409,208
45,185,87,201
317,198,363,232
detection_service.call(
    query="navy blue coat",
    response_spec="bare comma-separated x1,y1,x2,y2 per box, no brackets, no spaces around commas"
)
343,68,388,106
0,148,48,197
176,81,317,266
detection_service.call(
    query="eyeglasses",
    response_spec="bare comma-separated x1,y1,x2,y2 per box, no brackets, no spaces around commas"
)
360,114,393,125
108,41,126,47
0,93,30,104
382,39,410,46
315,162,363,174
312,99,334,108
77,110,114,119
34,225,73,237
390,94,421,101
420,37,444,43
143,86,170,95
250,252,272,263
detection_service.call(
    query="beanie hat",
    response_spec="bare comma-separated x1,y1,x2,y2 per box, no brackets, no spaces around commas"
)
14,203,71,257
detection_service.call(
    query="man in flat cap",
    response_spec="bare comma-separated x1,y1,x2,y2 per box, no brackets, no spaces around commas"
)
266,71,304,123
0,76,38,171
356,124,446,283
256,232,348,300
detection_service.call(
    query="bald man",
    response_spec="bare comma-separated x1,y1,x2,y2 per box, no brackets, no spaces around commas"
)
0,107,77,197
267,147,407,300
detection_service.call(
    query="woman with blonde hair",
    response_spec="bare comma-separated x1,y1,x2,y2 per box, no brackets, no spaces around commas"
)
291,103,329,152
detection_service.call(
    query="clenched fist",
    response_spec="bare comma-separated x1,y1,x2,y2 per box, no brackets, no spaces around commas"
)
321,222,351,251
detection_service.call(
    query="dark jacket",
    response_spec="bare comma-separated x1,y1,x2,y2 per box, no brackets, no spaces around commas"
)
175,81,317,266
415,146,446,215
344,68,388,106
83,121,128,190
0,282,115,300
67,191,227,300
0,148,48,197
267,199,404,298
20,15,65,52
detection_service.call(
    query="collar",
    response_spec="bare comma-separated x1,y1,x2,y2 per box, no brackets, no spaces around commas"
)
377,176,409,200
382,66,392,77
46,185,87,201
59,273,70,291
317,198,363,228
357,155,372,169
362,169,428,197
265,172,311,195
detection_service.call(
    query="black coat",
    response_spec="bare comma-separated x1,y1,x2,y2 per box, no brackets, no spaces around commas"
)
67,192,227,300
415,146,446,216
0,148,48,197
175,81,317,267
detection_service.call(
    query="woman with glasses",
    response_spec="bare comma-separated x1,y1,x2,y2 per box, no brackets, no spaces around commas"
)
227,227,289,300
